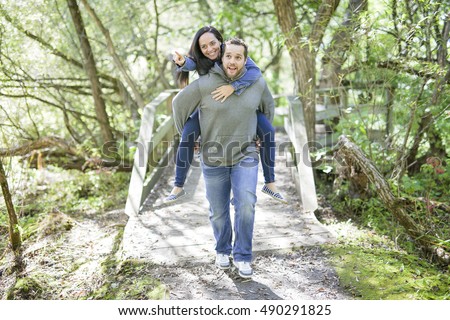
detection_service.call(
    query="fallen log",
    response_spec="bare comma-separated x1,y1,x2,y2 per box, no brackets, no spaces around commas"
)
26,152,132,172
0,136,132,172
0,136,79,157
334,135,449,265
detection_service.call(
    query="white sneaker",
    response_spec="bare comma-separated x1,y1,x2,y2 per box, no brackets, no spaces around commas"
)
215,254,230,269
233,260,253,278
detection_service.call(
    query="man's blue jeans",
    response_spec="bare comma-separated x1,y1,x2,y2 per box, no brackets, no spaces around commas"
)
201,156,258,263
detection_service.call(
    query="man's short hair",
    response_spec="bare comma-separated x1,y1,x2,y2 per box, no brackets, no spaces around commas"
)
223,38,248,59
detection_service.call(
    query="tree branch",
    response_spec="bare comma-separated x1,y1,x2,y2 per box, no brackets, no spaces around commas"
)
0,91,98,120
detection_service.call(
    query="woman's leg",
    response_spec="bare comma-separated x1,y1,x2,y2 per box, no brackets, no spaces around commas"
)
166,110,200,200
256,112,275,184
257,112,287,204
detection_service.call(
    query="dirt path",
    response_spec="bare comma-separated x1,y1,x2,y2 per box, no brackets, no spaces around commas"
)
145,247,350,300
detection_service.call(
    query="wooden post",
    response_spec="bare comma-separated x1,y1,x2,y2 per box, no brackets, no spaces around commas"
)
284,96,318,213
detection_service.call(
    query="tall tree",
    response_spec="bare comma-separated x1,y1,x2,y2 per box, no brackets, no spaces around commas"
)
272,0,340,141
67,0,115,153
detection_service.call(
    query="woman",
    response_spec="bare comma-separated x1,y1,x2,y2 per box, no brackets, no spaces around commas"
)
165,26,286,204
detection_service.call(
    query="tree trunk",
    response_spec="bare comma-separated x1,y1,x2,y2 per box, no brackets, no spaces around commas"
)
272,0,316,142
0,159,21,251
406,111,433,170
67,0,115,153
273,0,340,143
335,135,450,265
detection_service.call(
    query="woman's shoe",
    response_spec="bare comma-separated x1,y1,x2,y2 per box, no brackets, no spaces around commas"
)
261,184,288,204
164,189,186,204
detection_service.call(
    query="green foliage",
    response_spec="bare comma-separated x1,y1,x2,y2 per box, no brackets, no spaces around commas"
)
396,159,450,248
326,173,449,256
321,0,450,268
320,208,450,300
401,158,450,200
41,168,128,214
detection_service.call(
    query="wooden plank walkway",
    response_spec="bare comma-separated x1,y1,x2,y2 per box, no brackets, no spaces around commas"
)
121,131,336,264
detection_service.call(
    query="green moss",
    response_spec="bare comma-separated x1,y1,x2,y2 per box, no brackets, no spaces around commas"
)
90,259,167,300
89,227,167,300
317,173,450,300
6,276,49,300
325,243,450,299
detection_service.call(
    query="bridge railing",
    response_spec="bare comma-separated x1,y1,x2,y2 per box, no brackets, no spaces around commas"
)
315,83,395,147
284,96,318,213
281,83,394,214
125,90,178,216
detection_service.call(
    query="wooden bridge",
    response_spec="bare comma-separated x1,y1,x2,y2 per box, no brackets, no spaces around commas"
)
121,84,393,264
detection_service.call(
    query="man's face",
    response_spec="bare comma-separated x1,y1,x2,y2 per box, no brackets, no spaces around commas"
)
221,44,246,79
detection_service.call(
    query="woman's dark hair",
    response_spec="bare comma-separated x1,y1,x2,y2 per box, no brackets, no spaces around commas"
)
177,26,224,88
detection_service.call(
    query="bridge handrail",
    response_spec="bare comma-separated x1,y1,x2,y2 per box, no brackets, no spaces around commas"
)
284,96,318,213
125,90,178,216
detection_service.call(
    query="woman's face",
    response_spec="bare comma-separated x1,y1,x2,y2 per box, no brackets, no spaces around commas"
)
198,32,221,61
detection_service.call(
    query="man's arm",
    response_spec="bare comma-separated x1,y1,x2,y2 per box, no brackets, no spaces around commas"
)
172,80,202,134
258,79,275,123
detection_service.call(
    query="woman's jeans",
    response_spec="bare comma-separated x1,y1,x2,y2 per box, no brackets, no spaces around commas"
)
174,110,201,187
201,156,259,263
174,110,275,187
256,112,275,184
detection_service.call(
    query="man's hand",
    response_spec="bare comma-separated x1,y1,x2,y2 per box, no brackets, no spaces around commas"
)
211,85,235,103
172,51,185,66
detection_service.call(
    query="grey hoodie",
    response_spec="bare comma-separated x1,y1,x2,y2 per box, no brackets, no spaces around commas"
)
172,63,274,167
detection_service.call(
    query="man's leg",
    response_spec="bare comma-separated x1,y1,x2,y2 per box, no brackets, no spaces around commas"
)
230,156,259,263
201,162,233,257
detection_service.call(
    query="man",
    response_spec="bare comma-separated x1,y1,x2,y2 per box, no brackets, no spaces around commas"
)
172,38,274,278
